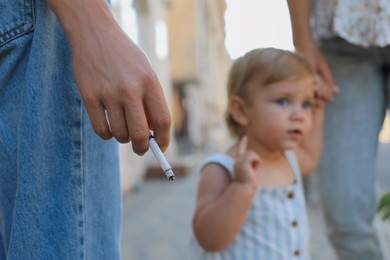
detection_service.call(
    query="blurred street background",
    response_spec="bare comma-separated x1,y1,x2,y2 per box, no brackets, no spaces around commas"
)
120,141,390,260
109,0,390,259
114,0,295,193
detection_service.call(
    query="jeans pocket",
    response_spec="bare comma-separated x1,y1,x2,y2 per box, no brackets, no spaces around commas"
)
0,0,34,47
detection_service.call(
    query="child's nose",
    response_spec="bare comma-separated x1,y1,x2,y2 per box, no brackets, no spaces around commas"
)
291,105,305,119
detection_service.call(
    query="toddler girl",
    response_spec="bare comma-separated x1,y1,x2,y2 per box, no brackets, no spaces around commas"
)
191,48,326,259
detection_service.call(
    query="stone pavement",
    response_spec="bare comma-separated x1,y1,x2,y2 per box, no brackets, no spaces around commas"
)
121,143,390,260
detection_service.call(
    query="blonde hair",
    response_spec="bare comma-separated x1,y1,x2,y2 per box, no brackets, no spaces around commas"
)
226,48,313,138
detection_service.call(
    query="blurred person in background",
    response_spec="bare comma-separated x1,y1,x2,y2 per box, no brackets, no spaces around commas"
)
287,0,390,259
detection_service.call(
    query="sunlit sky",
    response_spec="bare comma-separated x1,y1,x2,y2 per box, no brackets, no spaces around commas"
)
224,0,293,59
119,0,293,59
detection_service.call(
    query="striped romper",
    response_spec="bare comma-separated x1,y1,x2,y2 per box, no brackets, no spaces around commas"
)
190,150,311,260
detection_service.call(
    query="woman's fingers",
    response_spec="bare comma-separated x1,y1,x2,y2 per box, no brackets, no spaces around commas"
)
122,99,150,155
143,85,172,152
84,97,113,140
106,104,129,143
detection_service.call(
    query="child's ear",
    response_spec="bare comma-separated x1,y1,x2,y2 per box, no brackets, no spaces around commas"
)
228,96,249,126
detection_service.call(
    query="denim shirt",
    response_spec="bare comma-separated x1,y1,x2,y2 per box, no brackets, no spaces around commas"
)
0,1,121,259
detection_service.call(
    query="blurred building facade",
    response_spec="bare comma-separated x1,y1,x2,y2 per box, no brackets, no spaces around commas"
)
112,0,231,193
167,0,231,152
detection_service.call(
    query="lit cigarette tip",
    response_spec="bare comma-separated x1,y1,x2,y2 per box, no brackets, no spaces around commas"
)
165,169,175,181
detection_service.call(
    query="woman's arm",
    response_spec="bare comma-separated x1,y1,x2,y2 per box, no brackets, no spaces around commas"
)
46,0,171,154
295,102,325,176
287,0,338,100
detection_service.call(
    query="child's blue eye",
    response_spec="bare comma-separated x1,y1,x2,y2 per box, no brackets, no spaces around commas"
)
302,101,312,109
276,98,289,106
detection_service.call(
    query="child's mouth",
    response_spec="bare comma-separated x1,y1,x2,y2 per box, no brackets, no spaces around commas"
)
288,129,302,138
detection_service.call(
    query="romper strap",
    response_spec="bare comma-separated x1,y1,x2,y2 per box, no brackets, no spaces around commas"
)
284,150,302,182
200,154,235,177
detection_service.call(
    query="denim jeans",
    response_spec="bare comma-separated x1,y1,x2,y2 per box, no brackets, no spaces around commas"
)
317,38,390,260
0,1,121,259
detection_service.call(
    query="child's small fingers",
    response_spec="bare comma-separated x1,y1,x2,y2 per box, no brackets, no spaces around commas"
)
239,151,262,172
238,135,248,156
248,151,262,164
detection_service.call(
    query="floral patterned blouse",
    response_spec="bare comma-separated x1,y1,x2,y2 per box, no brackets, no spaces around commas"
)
312,0,390,47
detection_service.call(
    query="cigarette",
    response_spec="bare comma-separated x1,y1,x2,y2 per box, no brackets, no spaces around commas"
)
148,134,175,181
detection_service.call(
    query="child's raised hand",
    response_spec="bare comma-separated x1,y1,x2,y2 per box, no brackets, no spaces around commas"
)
233,136,262,188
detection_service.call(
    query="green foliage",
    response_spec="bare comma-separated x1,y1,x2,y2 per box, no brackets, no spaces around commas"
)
378,193,390,221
